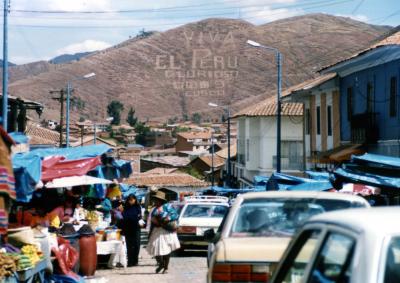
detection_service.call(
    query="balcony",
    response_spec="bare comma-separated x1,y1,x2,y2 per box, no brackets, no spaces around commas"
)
273,155,303,171
350,112,379,144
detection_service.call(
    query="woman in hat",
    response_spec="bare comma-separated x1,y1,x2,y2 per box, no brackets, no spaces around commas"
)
147,190,180,274
122,194,143,267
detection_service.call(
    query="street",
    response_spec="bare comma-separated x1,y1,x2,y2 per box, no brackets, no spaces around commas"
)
96,248,207,283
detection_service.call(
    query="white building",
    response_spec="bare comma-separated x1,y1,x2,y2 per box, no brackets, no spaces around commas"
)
232,97,304,186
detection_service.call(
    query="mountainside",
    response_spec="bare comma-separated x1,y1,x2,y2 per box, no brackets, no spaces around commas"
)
49,51,93,64
8,14,391,122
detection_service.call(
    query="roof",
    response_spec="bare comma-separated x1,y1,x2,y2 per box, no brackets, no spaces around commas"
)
141,156,191,167
233,96,303,118
177,131,212,140
321,30,400,72
283,73,337,100
25,123,60,146
70,136,117,147
142,167,179,175
309,207,400,236
216,144,237,159
196,155,226,168
125,173,209,187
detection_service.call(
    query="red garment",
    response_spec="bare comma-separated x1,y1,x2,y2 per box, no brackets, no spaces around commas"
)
41,156,101,182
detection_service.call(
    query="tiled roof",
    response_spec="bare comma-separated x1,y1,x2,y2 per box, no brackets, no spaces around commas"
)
177,131,211,140
215,144,237,159
198,155,226,168
70,136,117,147
25,123,60,146
142,156,191,167
125,173,209,187
233,96,303,118
283,73,337,97
143,167,179,175
321,30,400,71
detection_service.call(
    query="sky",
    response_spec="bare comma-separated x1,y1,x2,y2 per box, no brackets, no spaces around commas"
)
1,0,399,64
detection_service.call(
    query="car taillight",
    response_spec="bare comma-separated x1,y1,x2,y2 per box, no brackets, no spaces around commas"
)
177,226,196,234
212,263,274,282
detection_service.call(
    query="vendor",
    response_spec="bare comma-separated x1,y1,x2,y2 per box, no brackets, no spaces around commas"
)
30,207,60,228
96,197,112,223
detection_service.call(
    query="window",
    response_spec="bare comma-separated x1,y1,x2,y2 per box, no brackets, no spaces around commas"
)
275,229,321,283
367,82,374,113
305,108,311,135
347,87,353,120
390,77,397,117
316,106,321,135
384,237,400,283
327,105,332,136
309,233,355,283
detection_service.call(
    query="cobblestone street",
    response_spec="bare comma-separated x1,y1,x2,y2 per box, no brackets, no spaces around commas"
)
95,247,208,283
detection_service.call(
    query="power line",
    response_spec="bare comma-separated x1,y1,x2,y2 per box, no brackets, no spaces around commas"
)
351,0,365,14
6,0,354,29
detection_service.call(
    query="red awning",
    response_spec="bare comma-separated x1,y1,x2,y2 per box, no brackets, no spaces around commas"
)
41,156,102,182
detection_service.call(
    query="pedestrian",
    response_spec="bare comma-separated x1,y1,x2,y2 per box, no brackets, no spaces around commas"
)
122,194,142,267
147,190,180,274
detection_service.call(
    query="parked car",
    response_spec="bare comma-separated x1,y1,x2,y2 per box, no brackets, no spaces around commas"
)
271,207,400,283
177,196,229,250
207,191,370,283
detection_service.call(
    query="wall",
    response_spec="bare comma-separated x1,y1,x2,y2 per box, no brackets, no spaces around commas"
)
340,58,400,143
175,135,193,152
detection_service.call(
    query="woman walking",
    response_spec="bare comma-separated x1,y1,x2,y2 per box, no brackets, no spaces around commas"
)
122,194,142,267
147,190,180,274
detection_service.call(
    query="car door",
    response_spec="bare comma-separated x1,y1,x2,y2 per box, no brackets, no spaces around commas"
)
272,225,357,283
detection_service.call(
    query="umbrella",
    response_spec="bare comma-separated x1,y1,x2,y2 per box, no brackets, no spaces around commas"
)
45,175,113,188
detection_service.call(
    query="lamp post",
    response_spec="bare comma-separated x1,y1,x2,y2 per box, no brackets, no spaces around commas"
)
211,130,215,188
65,72,96,147
1,0,9,131
209,102,232,187
247,40,282,173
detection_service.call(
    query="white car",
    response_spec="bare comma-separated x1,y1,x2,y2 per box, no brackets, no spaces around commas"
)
207,191,370,283
271,207,400,283
177,196,230,250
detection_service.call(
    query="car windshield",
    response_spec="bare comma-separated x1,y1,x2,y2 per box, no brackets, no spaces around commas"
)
183,204,228,218
231,198,358,237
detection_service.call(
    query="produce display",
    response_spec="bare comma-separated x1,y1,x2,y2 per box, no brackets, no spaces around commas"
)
0,253,17,278
21,245,42,266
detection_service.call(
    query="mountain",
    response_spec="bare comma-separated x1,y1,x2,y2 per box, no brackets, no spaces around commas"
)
0,60,16,66
49,52,93,64
8,14,391,122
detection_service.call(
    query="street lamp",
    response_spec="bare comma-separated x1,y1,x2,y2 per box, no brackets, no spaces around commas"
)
65,72,96,147
247,39,282,173
93,117,113,145
208,102,232,187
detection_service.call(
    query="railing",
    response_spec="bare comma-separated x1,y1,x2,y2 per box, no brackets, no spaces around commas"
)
273,155,303,170
350,112,379,144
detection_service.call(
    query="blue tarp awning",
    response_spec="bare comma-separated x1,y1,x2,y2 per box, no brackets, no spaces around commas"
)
253,175,269,186
9,132,29,144
25,144,111,160
352,153,400,169
12,155,42,202
334,167,400,189
288,181,333,191
306,171,330,180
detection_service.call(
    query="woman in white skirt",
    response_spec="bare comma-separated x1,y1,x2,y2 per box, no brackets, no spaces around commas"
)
147,190,180,274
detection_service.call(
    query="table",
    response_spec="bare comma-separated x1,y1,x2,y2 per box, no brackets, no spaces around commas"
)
4,260,47,283
96,239,127,268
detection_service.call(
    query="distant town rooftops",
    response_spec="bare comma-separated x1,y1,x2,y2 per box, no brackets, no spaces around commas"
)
233,96,303,118
126,173,209,187
25,123,60,146
141,156,191,167
215,144,237,159
177,131,212,140
142,167,179,175
198,155,226,168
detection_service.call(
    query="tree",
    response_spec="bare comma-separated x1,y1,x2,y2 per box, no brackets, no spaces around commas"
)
135,122,151,145
191,112,202,124
126,107,138,127
107,101,124,125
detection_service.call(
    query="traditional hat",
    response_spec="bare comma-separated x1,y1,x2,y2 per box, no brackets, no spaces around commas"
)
153,190,167,202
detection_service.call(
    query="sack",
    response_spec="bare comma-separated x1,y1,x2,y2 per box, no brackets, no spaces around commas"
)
162,220,178,232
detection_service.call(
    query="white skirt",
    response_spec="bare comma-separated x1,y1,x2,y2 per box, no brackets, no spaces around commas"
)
147,227,181,256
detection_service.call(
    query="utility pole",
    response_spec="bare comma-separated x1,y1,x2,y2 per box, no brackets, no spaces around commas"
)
211,131,215,188
276,52,282,173
2,0,9,131
51,89,66,147
227,107,231,187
